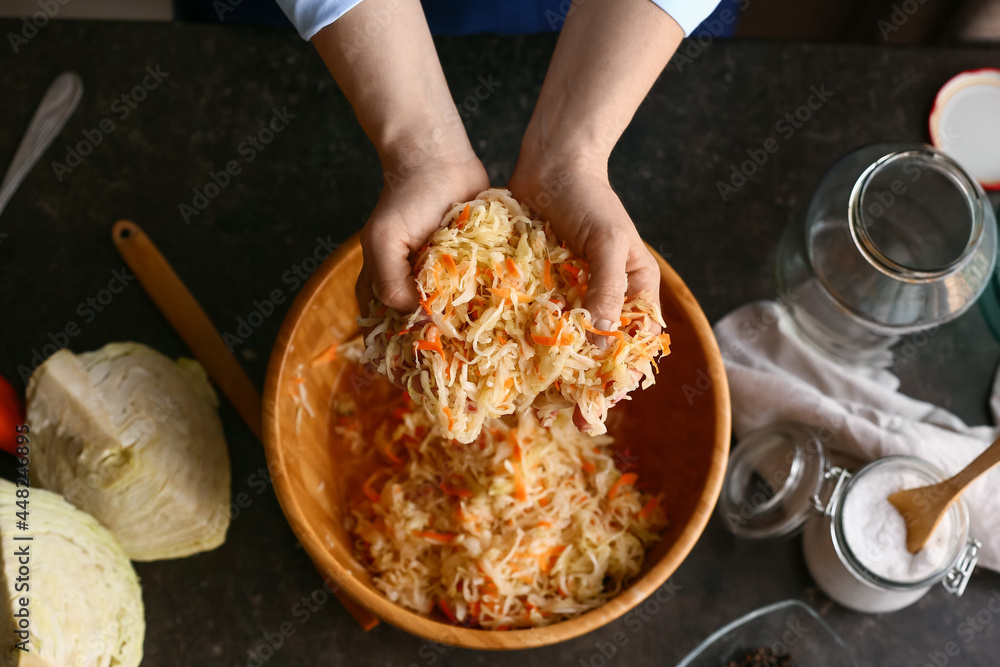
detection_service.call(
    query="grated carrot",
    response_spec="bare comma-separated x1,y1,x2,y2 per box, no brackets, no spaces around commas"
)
440,253,460,283
310,343,338,367
583,320,626,341
639,496,659,519
513,463,527,502
505,256,519,279
414,324,446,360
362,468,391,502
609,472,639,500
438,598,459,624
440,481,472,498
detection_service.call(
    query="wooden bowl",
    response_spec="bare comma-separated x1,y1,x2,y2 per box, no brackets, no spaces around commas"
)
262,234,730,649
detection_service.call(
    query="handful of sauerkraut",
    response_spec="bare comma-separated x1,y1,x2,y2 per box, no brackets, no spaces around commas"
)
343,390,666,629
359,188,671,444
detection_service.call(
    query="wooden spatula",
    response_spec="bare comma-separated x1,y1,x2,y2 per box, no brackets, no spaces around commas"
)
888,435,1000,554
112,220,379,631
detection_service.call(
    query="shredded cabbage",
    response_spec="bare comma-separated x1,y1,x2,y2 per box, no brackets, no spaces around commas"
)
343,388,666,629
359,188,670,444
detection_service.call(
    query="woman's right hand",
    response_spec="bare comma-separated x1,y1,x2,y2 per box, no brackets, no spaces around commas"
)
355,151,489,315
307,0,487,314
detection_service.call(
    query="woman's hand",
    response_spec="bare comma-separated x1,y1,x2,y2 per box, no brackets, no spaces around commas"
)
356,151,488,313
309,0,487,312
507,0,682,347
508,154,661,348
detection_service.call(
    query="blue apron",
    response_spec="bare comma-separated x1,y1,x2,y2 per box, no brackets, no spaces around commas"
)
174,0,739,36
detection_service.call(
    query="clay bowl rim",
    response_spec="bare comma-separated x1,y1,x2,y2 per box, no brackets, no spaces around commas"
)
263,233,731,650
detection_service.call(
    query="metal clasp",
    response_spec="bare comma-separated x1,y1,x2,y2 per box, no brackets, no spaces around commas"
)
943,538,981,597
811,466,852,517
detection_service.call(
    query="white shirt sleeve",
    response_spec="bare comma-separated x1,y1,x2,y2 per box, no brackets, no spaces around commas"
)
274,0,364,40
648,0,723,36
276,0,724,42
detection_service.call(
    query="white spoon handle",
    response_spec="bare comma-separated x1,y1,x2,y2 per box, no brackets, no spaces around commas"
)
0,72,83,218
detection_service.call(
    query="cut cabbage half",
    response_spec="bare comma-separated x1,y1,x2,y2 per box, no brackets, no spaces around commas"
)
27,342,231,561
0,480,144,667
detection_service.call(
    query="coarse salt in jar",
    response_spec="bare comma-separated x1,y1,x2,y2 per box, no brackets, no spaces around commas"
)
803,456,979,613
719,424,980,613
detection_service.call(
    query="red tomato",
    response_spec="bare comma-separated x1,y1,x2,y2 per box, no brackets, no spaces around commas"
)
0,376,24,454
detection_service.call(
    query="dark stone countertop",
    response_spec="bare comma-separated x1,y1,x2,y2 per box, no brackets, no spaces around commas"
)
1,19,999,667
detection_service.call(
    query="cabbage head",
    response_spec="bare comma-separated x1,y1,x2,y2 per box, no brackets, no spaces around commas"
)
26,342,231,561
0,480,144,667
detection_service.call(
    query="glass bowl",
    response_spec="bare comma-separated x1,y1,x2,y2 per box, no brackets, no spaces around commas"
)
676,600,859,667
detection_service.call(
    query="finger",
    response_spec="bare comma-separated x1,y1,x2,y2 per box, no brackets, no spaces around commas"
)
583,241,629,351
625,244,662,335
363,221,421,312
355,258,408,389
355,261,374,320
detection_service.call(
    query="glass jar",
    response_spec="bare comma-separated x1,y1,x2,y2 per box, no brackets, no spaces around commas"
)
716,422,829,539
803,456,980,614
719,423,980,613
776,143,998,366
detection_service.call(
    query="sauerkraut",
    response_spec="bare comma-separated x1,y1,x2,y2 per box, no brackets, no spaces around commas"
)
359,188,670,444
341,384,666,629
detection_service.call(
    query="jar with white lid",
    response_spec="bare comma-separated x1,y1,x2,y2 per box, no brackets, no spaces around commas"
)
718,423,980,613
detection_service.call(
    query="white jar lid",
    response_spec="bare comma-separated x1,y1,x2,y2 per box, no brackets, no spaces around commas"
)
929,68,1000,191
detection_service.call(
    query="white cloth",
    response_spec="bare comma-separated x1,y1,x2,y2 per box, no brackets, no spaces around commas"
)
714,301,1000,571
274,0,722,40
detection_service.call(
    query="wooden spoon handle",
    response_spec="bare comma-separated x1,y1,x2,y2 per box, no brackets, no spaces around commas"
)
112,220,379,631
113,220,263,439
949,435,1000,495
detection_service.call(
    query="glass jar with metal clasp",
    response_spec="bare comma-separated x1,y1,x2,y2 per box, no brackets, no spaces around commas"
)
717,422,980,613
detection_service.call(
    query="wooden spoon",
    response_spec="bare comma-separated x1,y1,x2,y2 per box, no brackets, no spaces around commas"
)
888,435,1000,554
112,220,379,631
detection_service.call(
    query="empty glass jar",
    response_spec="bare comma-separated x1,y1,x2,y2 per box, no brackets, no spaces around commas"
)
777,143,998,366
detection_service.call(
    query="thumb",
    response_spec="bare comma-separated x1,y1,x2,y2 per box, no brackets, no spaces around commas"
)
361,223,420,312
583,242,628,351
